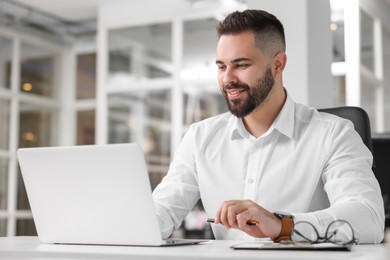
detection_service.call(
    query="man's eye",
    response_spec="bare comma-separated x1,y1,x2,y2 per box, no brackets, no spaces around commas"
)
238,64,249,68
218,66,226,71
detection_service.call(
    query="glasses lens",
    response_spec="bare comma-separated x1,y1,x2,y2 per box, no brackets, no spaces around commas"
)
293,222,318,243
326,220,355,245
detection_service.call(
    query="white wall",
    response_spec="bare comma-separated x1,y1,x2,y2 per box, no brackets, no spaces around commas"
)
247,0,333,108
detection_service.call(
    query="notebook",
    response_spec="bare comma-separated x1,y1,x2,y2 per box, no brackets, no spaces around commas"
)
17,143,206,246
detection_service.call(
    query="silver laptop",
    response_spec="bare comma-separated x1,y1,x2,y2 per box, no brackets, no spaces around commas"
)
17,143,206,246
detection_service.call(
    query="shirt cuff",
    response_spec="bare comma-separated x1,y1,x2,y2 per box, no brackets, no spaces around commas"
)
154,203,175,239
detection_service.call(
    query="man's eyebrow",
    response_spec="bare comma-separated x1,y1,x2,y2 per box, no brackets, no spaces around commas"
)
215,57,252,65
231,57,252,63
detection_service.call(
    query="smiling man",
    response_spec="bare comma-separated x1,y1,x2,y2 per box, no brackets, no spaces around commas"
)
152,9,385,244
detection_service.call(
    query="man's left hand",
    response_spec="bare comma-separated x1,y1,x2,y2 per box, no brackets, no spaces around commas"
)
214,199,282,238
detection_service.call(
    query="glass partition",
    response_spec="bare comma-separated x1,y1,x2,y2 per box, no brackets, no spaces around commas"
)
16,219,36,236
383,28,390,132
0,158,8,210
107,22,173,190
385,89,390,132
0,219,6,236
108,90,171,189
108,23,172,89
18,103,54,149
182,18,218,81
76,52,96,145
17,102,56,211
333,76,346,107
20,43,56,97
0,36,13,89
360,9,374,72
77,110,95,145
76,53,96,99
361,79,376,131
0,23,62,237
182,18,226,132
17,169,30,211
183,89,226,131
0,99,10,150
331,10,345,62
332,23,345,62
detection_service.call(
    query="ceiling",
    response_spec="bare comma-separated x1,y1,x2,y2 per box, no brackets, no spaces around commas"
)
1,0,217,43
12,0,390,22
14,0,100,21
0,0,100,43
3,0,390,45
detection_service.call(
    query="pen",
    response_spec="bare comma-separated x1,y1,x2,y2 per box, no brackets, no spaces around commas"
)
207,218,259,226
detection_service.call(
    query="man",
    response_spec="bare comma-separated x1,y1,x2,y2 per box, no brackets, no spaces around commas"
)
153,9,384,243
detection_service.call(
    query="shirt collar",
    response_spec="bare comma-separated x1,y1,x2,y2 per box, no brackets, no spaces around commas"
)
231,90,295,140
272,91,295,139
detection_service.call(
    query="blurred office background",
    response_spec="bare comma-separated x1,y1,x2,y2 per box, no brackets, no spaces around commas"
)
0,0,389,238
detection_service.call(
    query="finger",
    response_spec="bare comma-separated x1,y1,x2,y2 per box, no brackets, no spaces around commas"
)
219,200,240,228
220,201,232,228
238,205,277,238
216,201,228,227
226,206,238,228
216,200,253,228
227,203,250,228
215,200,231,224
236,212,257,228
215,205,222,224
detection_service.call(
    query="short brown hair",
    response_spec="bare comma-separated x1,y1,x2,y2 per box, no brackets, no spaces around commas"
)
217,9,286,57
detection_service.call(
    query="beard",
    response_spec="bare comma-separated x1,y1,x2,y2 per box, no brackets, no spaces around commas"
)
222,66,275,118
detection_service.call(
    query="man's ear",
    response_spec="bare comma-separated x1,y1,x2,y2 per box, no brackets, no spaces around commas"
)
273,52,287,73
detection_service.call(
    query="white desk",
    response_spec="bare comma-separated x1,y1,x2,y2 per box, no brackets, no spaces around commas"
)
0,237,388,260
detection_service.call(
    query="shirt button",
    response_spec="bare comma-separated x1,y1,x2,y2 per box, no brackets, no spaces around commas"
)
248,178,254,184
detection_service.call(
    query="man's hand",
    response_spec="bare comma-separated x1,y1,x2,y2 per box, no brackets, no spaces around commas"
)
214,200,282,238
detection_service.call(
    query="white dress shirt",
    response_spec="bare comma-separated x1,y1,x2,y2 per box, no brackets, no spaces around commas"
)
152,93,385,243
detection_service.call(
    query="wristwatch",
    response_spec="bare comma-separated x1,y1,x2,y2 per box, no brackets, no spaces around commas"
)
272,211,294,242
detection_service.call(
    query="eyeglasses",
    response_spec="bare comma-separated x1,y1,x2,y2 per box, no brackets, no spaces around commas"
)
292,220,359,245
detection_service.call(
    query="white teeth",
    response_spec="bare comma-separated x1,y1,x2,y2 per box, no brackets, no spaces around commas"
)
228,89,242,95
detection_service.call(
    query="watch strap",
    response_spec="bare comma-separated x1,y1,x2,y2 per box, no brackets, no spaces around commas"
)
272,214,294,242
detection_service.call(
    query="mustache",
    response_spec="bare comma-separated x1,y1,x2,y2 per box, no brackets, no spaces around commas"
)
223,83,250,91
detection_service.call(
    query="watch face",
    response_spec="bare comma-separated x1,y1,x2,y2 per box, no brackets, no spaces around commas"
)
274,211,294,219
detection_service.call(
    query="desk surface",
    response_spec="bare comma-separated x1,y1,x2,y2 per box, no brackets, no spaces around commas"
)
0,236,389,260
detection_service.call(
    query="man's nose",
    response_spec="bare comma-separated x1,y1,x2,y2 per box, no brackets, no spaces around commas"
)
222,68,238,85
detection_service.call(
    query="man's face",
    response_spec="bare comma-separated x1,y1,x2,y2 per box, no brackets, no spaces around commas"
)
216,32,274,118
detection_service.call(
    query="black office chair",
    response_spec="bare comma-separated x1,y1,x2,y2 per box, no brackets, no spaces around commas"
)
371,134,390,228
318,106,374,154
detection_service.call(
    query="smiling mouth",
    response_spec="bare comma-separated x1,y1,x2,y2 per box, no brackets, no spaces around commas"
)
226,88,245,99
